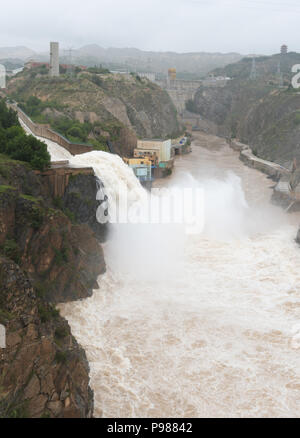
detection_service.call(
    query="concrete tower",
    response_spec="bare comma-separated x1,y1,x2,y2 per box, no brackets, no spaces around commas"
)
50,42,60,77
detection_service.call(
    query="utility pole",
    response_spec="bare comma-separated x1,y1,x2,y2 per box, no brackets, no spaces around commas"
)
277,62,283,88
64,47,74,77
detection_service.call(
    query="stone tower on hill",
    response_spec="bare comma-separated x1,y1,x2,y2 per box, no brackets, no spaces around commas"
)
50,42,59,77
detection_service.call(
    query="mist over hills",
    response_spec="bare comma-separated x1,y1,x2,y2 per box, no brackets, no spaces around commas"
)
0,46,36,60
0,44,244,79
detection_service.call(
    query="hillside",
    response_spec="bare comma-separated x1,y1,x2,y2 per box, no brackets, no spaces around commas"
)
212,52,300,81
0,46,35,60
7,67,182,156
68,46,243,80
0,45,243,80
0,102,107,417
189,52,300,167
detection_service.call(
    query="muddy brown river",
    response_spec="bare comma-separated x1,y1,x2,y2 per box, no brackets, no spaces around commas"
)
60,132,300,418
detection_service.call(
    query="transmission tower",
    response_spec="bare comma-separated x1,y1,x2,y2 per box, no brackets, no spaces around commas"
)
64,47,74,77
277,62,283,88
250,56,257,80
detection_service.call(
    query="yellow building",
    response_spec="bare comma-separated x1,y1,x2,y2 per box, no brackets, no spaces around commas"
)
123,157,152,182
134,149,159,166
123,157,152,166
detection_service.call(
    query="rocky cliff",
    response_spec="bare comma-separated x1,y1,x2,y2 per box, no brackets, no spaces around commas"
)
0,154,106,417
190,52,300,168
62,174,108,243
0,159,105,303
8,69,182,156
0,257,93,418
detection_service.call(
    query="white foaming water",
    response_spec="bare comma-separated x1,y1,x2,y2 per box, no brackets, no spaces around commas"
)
69,151,146,206
24,121,300,417
58,135,300,418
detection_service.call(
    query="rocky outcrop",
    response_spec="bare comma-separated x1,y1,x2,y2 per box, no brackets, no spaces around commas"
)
0,157,108,417
0,188,105,304
192,80,272,140
0,157,49,200
8,72,183,156
63,173,108,243
0,158,106,303
191,74,300,168
0,257,93,418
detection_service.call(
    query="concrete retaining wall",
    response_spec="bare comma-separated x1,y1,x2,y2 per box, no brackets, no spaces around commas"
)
228,138,298,207
229,139,249,152
10,104,94,156
35,166,94,198
156,79,202,114
239,148,290,179
228,139,290,179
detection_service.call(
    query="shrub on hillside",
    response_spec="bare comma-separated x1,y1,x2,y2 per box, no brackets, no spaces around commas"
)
0,100,19,128
87,66,110,74
0,99,51,171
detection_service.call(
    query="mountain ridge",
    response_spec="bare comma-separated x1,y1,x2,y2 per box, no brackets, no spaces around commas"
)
0,44,244,79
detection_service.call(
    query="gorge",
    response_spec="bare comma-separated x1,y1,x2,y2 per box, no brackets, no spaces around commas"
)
50,131,300,417
2,95,300,418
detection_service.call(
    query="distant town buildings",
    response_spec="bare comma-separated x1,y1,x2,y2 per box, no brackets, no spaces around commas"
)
137,72,156,82
202,74,231,87
50,42,60,77
25,61,49,69
110,70,131,76
281,44,288,55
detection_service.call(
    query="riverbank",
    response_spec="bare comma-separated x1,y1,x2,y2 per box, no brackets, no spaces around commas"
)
226,138,300,215
228,139,291,180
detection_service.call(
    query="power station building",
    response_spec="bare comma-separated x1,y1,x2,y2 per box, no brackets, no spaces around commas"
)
123,158,152,181
134,139,174,179
50,42,60,77
136,139,172,163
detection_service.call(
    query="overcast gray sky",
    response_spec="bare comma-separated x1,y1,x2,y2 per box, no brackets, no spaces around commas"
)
1,0,299,54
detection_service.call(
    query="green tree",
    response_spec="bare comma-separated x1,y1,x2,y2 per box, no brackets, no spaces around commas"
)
0,99,51,171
